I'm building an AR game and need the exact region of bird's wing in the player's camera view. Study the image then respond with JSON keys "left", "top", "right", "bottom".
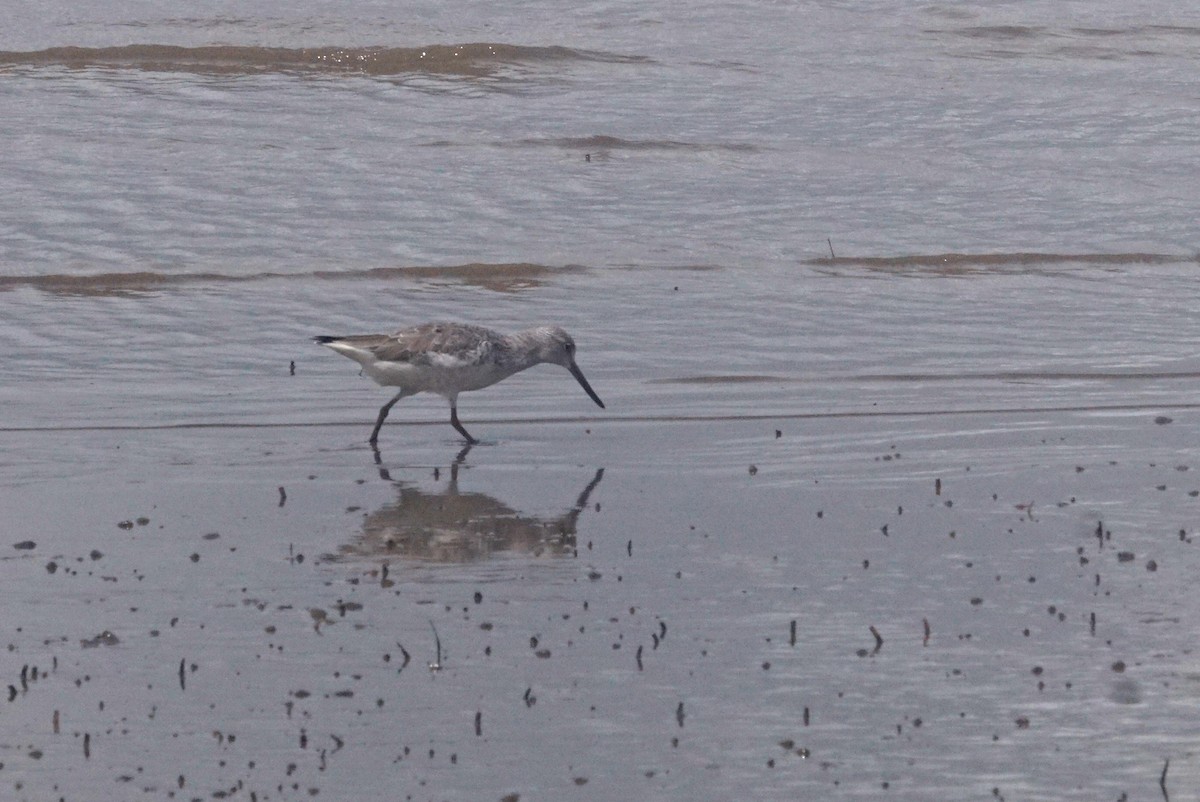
{"left": 369, "top": 323, "right": 499, "bottom": 367}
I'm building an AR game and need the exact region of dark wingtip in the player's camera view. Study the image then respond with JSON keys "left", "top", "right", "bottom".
{"left": 313, "top": 335, "right": 340, "bottom": 344}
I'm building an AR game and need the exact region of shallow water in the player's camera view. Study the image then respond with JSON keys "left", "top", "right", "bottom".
{"left": 3, "top": 0, "right": 1200, "bottom": 799}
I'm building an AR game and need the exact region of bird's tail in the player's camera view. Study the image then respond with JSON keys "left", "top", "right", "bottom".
{"left": 313, "top": 335, "right": 383, "bottom": 371}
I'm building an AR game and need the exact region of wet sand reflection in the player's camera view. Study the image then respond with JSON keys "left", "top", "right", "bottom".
{"left": 333, "top": 448, "right": 604, "bottom": 563}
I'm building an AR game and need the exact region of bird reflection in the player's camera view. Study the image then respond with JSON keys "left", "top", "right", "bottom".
{"left": 336, "top": 447, "right": 605, "bottom": 563}
{"left": 372, "top": 442, "right": 475, "bottom": 482}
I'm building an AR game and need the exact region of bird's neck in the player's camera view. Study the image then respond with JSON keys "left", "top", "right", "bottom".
{"left": 502, "top": 329, "right": 549, "bottom": 370}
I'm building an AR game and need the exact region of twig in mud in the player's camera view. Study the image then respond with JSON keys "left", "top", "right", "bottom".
{"left": 827, "top": 238, "right": 836, "bottom": 259}
{"left": 429, "top": 620, "right": 442, "bottom": 671}
{"left": 397, "top": 642, "right": 411, "bottom": 670}
{"left": 923, "top": 618, "right": 931, "bottom": 646}
{"left": 1160, "top": 757, "right": 1170, "bottom": 801}
{"left": 790, "top": 619, "right": 797, "bottom": 647}
{"left": 278, "top": 487, "right": 287, "bottom": 507}
{"left": 178, "top": 658, "right": 186, "bottom": 691}
{"left": 869, "top": 626, "right": 884, "bottom": 653}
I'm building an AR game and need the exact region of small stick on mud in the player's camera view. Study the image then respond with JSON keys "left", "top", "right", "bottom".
{"left": 676, "top": 701, "right": 685, "bottom": 727}
{"left": 869, "top": 626, "right": 884, "bottom": 653}
{"left": 636, "top": 645, "right": 644, "bottom": 671}
{"left": 429, "top": 621, "right": 442, "bottom": 671}
{"left": 397, "top": 642, "right": 411, "bottom": 670}
{"left": 278, "top": 487, "right": 287, "bottom": 507}
{"left": 178, "top": 659, "right": 186, "bottom": 691}
{"left": 790, "top": 619, "right": 797, "bottom": 647}
{"left": 1160, "top": 757, "right": 1170, "bottom": 801}
{"left": 923, "top": 618, "right": 931, "bottom": 646}
{"left": 827, "top": 238, "right": 836, "bottom": 259}
{"left": 289, "top": 360, "right": 296, "bottom": 376}
{"left": 83, "top": 732, "right": 91, "bottom": 759}
{"left": 53, "top": 709, "right": 60, "bottom": 734}
{"left": 474, "top": 711, "right": 482, "bottom": 737}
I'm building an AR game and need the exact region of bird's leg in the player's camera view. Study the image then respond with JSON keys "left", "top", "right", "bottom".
{"left": 370, "top": 391, "right": 405, "bottom": 445}
{"left": 372, "top": 444, "right": 393, "bottom": 481}
{"left": 449, "top": 404, "right": 479, "bottom": 445}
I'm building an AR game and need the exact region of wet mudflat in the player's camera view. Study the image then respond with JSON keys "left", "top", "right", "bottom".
{"left": 5, "top": 0, "right": 1200, "bottom": 796}
{"left": 2, "top": 409, "right": 1198, "bottom": 801}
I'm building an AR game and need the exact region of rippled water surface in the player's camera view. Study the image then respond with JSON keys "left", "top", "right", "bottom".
{"left": 3, "top": 0, "right": 1200, "bottom": 799}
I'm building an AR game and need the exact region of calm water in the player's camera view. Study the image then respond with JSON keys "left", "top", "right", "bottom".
{"left": 3, "top": 1, "right": 1200, "bottom": 799}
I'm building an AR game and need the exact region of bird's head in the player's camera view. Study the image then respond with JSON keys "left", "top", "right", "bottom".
{"left": 532, "top": 326, "right": 604, "bottom": 409}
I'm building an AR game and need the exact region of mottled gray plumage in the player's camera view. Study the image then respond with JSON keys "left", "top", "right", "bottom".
{"left": 314, "top": 322, "right": 604, "bottom": 445}
{"left": 326, "top": 323, "right": 500, "bottom": 367}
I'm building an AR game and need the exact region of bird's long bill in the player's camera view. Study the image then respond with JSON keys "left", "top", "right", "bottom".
{"left": 568, "top": 362, "right": 605, "bottom": 409}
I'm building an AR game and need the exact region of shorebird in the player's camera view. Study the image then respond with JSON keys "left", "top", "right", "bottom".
{"left": 314, "top": 322, "right": 604, "bottom": 445}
